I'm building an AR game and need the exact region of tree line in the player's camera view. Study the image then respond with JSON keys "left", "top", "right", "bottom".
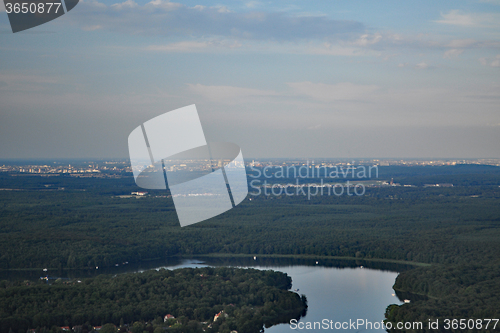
{"left": 0, "top": 267, "right": 307, "bottom": 333}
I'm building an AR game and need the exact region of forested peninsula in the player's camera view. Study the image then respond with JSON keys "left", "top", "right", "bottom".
{"left": 0, "top": 267, "right": 307, "bottom": 333}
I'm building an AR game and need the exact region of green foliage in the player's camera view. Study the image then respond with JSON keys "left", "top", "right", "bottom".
{"left": 1, "top": 166, "right": 500, "bottom": 332}
{"left": 99, "top": 324, "right": 117, "bottom": 333}
{"left": 0, "top": 171, "right": 499, "bottom": 270}
{"left": 0, "top": 268, "right": 306, "bottom": 333}
{"left": 384, "top": 264, "right": 500, "bottom": 332}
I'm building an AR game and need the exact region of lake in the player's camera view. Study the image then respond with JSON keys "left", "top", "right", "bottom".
{"left": 1, "top": 256, "right": 412, "bottom": 332}
{"left": 149, "top": 257, "right": 409, "bottom": 332}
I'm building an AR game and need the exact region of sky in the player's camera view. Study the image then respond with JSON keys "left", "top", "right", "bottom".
{"left": 0, "top": 0, "right": 499, "bottom": 159}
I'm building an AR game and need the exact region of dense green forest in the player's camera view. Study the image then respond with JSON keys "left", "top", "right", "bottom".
{"left": 0, "top": 267, "right": 307, "bottom": 333}
{"left": 1, "top": 164, "right": 500, "bottom": 332}
{"left": 1, "top": 168, "right": 499, "bottom": 270}
{"left": 385, "top": 264, "right": 500, "bottom": 332}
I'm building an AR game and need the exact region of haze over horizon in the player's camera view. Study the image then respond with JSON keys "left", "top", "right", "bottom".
{"left": 1, "top": 0, "right": 499, "bottom": 159}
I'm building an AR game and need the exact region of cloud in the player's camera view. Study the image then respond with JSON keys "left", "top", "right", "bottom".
{"left": 187, "top": 83, "right": 279, "bottom": 102}
{"left": 145, "top": 0, "right": 182, "bottom": 10}
{"left": 298, "top": 33, "right": 387, "bottom": 56}
{"left": 443, "top": 49, "right": 464, "bottom": 59}
{"left": 147, "top": 40, "right": 241, "bottom": 52}
{"left": 479, "top": 55, "right": 500, "bottom": 67}
{"left": 415, "top": 62, "right": 429, "bottom": 69}
{"left": 478, "top": 0, "right": 500, "bottom": 5}
{"left": 307, "top": 31, "right": 494, "bottom": 58}
{"left": 436, "top": 10, "right": 475, "bottom": 26}
{"left": 82, "top": 25, "right": 103, "bottom": 31}
{"left": 303, "top": 42, "right": 377, "bottom": 56}
{"left": 435, "top": 10, "right": 500, "bottom": 27}
{"left": 111, "top": 0, "right": 138, "bottom": 10}
{"left": 352, "top": 33, "right": 382, "bottom": 46}
{"left": 0, "top": 73, "right": 60, "bottom": 84}
{"left": 445, "top": 39, "right": 477, "bottom": 48}
{"left": 0, "top": 73, "right": 61, "bottom": 92}
{"left": 214, "top": 5, "right": 231, "bottom": 13}
{"left": 306, "top": 124, "right": 322, "bottom": 130}
{"left": 80, "top": 0, "right": 106, "bottom": 10}
{"left": 351, "top": 32, "right": 499, "bottom": 55}
{"left": 440, "top": 39, "right": 500, "bottom": 58}
{"left": 188, "top": 81, "right": 381, "bottom": 104}
{"left": 491, "top": 56, "right": 500, "bottom": 67}
{"left": 69, "top": 0, "right": 364, "bottom": 41}
{"left": 245, "top": 1, "right": 261, "bottom": 9}
{"left": 286, "top": 82, "right": 379, "bottom": 102}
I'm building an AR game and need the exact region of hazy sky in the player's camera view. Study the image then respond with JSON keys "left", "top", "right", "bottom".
{"left": 1, "top": 0, "right": 499, "bottom": 159}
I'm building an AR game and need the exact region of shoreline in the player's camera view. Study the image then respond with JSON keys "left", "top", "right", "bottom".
{"left": 0, "top": 254, "right": 430, "bottom": 272}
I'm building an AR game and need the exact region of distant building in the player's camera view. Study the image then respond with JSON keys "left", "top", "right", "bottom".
{"left": 131, "top": 191, "right": 148, "bottom": 196}
{"left": 424, "top": 184, "right": 453, "bottom": 187}
{"left": 164, "top": 314, "right": 175, "bottom": 322}
{"left": 214, "top": 311, "right": 228, "bottom": 322}
{"left": 214, "top": 311, "right": 223, "bottom": 322}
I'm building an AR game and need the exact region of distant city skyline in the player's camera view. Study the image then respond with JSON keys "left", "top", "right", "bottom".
{"left": 1, "top": 0, "right": 499, "bottom": 159}
{"left": 2, "top": 157, "right": 499, "bottom": 167}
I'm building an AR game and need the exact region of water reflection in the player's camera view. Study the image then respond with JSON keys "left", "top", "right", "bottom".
{"left": 0, "top": 256, "right": 414, "bottom": 281}
{"left": 1, "top": 257, "right": 408, "bottom": 332}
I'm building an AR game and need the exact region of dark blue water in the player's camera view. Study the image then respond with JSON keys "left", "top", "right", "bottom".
{"left": 2, "top": 257, "right": 408, "bottom": 332}
{"left": 150, "top": 257, "right": 405, "bottom": 332}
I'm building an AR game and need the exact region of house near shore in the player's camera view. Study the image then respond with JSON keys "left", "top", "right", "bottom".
{"left": 164, "top": 314, "right": 175, "bottom": 322}
{"left": 214, "top": 311, "right": 228, "bottom": 322}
